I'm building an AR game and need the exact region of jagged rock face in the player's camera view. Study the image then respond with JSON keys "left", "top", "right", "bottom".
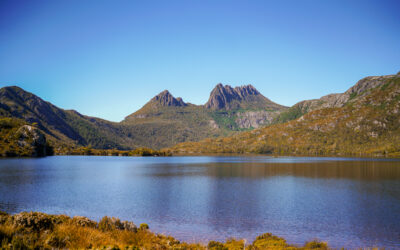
{"left": 205, "top": 84, "right": 237, "bottom": 109}
{"left": 205, "top": 83, "right": 283, "bottom": 110}
{"left": 151, "top": 90, "right": 187, "bottom": 107}
{"left": 235, "top": 111, "right": 279, "bottom": 128}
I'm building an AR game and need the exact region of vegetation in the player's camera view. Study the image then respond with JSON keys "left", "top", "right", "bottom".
{"left": 169, "top": 74, "right": 400, "bottom": 157}
{"left": 54, "top": 145, "right": 171, "bottom": 156}
{"left": 0, "top": 117, "right": 168, "bottom": 157}
{"left": 0, "top": 117, "right": 53, "bottom": 157}
{"left": 122, "top": 105, "right": 236, "bottom": 149}
{"left": 273, "top": 105, "right": 307, "bottom": 124}
{"left": 0, "top": 211, "right": 330, "bottom": 249}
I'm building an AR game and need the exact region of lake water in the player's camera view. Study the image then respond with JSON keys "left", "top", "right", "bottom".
{"left": 0, "top": 156, "right": 399, "bottom": 248}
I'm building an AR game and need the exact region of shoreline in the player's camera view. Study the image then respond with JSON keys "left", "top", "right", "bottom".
{"left": 2, "top": 153, "right": 400, "bottom": 159}
{"left": 1, "top": 210, "right": 331, "bottom": 249}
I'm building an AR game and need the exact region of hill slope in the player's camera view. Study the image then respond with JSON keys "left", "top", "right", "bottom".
{"left": 274, "top": 74, "right": 397, "bottom": 124}
{"left": 0, "top": 86, "right": 136, "bottom": 149}
{"left": 169, "top": 72, "right": 400, "bottom": 157}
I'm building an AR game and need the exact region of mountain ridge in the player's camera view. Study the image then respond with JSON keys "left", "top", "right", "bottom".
{"left": 1, "top": 72, "right": 398, "bottom": 153}
{"left": 1, "top": 83, "right": 286, "bottom": 150}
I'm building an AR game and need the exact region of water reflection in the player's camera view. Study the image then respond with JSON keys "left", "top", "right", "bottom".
{"left": 0, "top": 156, "right": 399, "bottom": 248}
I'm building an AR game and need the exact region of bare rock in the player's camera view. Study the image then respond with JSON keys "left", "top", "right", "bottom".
{"left": 235, "top": 111, "right": 278, "bottom": 128}
{"left": 209, "top": 119, "right": 219, "bottom": 129}
{"left": 16, "top": 125, "right": 48, "bottom": 157}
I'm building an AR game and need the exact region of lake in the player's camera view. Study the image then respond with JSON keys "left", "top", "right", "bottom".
{"left": 0, "top": 156, "right": 399, "bottom": 248}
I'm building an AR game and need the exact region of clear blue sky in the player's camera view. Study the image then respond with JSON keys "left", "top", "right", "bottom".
{"left": 0, "top": 0, "right": 399, "bottom": 122}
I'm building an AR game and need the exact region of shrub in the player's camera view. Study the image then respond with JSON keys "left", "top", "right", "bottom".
{"left": 139, "top": 223, "right": 149, "bottom": 230}
{"left": 207, "top": 240, "right": 227, "bottom": 250}
{"left": 304, "top": 240, "right": 328, "bottom": 249}
{"left": 99, "top": 216, "right": 115, "bottom": 232}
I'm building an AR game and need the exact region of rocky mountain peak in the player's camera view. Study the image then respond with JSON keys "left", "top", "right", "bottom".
{"left": 234, "top": 84, "right": 260, "bottom": 98}
{"left": 151, "top": 90, "right": 187, "bottom": 107}
{"left": 205, "top": 83, "right": 282, "bottom": 110}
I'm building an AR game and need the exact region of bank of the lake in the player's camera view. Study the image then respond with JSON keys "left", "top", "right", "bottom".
{"left": 0, "top": 211, "right": 330, "bottom": 249}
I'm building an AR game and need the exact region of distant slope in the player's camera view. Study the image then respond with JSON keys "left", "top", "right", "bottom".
{"left": 169, "top": 72, "right": 400, "bottom": 157}
{"left": 274, "top": 74, "right": 397, "bottom": 124}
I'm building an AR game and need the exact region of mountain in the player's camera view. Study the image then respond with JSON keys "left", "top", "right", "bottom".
{"left": 169, "top": 72, "right": 400, "bottom": 157}
{"left": 3, "top": 71, "right": 396, "bottom": 155}
{"left": 121, "top": 84, "right": 287, "bottom": 148}
{"left": 124, "top": 90, "right": 187, "bottom": 120}
{"left": 203, "top": 84, "right": 287, "bottom": 129}
{"left": 145, "top": 90, "right": 187, "bottom": 108}
{"left": 0, "top": 83, "right": 285, "bottom": 150}
{"left": 205, "top": 84, "right": 283, "bottom": 110}
{"left": 121, "top": 91, "right": 222, "bottom": 149}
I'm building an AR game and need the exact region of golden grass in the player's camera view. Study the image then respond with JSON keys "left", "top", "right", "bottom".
{"left": 1, "top": 211, "right": 331, "bottom": 249}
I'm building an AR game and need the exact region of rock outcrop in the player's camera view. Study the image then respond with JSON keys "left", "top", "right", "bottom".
{"left": 235, "top": 110, "right": 280, "bottom": 129}
{"left": 16, "top": 125, "right": 48, "bottom": 157}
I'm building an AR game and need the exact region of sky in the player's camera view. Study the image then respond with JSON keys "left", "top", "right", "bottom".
{"left": 0, "top": 0, "right": 399, "bottom": 122}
